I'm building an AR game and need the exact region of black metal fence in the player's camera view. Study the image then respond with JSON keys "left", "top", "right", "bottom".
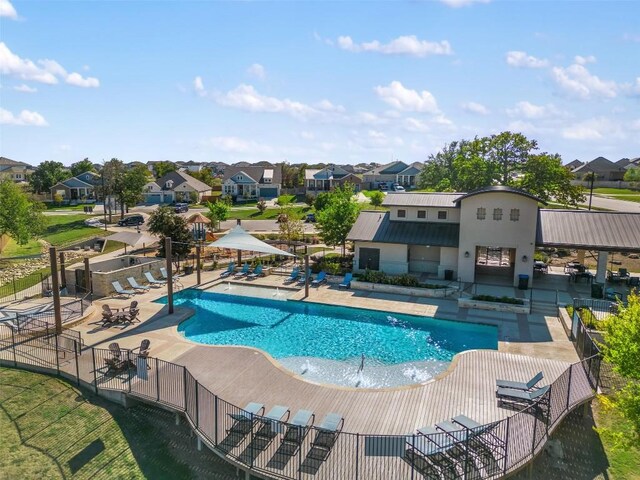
{"left": 0, "top": 324, "right": 599, "bottom": 480}
{"left": 0, "top": 271, "right": 53, "bottom": 304}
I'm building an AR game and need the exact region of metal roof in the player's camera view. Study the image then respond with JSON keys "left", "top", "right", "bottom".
{"left": 382, "top": 192, "right": 463, "bottom": 207}
{"left": 536, "top": 210, "right": 640, "bottom": 252}
{"left": 455, "top": 185, "right": 545, "bottom": 205}
{"left": 347, "top": 211, "right": 459, "bottom": 247}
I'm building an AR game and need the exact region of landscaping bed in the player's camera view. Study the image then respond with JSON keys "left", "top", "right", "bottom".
{"left": 459, "top": 295, "right": 530, "bottom": 314}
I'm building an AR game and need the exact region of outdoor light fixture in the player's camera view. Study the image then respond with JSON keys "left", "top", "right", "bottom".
{"left": 522, "top": 255, "right": 528, "bottom": 262}
{"left": 464, "top": 251, "right": 470, "bottom": 258}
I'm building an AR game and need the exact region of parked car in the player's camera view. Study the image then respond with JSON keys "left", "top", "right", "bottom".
{"left": 305, "top": 213, "right": 316, "bottom": 223}
{"left": 117, "top": 214, "right": 144, "bottom": 227}
{"left": 174, "top": 203, "right": 189, "bottom": 213}
{"left": 378, "top": 182, "right": 389, "bottom": 191}
{"left": 84, "top": 218, "right": 105, "bottom": 228}
{"left": 391, "top": 184, "right": 406, "bottom": 192}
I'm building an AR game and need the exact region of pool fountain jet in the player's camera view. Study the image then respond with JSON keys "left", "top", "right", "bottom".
{"left": 301, "top": 359, "right": 312, "bottom": 374}
{"left": 227, "top": 282, "right": 231, "bottom": 291}
{"left": 274, "top": 287, "right": 280, "bottom": 297}
{"left": 355, "top": 353, "right": 365, "bottom": 387}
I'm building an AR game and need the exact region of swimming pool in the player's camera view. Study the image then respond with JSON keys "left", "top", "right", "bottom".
{"left": 161, "top": 289, "right": 498, "bottom": 388}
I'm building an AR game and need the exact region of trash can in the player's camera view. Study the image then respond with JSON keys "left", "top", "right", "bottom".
{"left": 591, "top": 283, "right": 603, "bottom": 299}
{"left": 444, "top": 269, "right": 454, "bottom": 281}
{"left": 183, "top": 265, "right": 194, "bottom": 275}
{"left": 518, "top": 274, "right": 529, "bottom": 290}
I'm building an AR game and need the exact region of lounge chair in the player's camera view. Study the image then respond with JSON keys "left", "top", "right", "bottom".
{"left": 255, "top": 405, "right": 290, "bottom": 440}
{"left": 436, "top": 420, "right": 501, "bottom": 476}
{"left": 452, "top": 415, "right": 505, "bottom": 448}
{"left": 308, "top": 413, "right": 344, "bottom": 459}
{"left": 144, "top": 271, "right": 166, "bottom": 286}
{"left": 247, "top": 264, "right": 263, "bottom": 279}
{"left": 282, "top": 409, "right": 315, "bottom": 448}
{"left": 160, "top": 267, "right": 184, "bottom": 289}
{"left": 338, "top": 273, "right": 353, "bottom": 289}
{"left": 496, "top": 385, "right": 550, "bottom": 409}
{"left": 227, "top": 402, "right": 265, "bottom": 435}
{"left": 234, "top": 263, "right": 250, "bottom": 279}
{"left": 283, "top": 267, "right": 300, "bottom": 284}
{"left": 311, "top": 271, "right": 327, "bottom": 287}
{"left": 220, "top": 262, "right": 235, "bottom": 278}
{"left": 112, "top": 281, "right": 135, "bottom": 298}
{"left": 496, "top": 371, "right": 543, "bottom": 391}
{"left": 127, "top": 277, "right": 150, "bottom": 292}
{"left": 296, "top": 269, "right": 312, "bottom": 285}
{"left": 407, "top": 428, "right": 461, "bottom": 478}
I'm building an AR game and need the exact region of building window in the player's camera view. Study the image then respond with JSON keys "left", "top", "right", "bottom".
{"left": 417, "top": 210, "right": 426, "bottom": 219}
{"left": 510, "top": 208, "right": 520, "bottom": 221}
{"left": 493, "top": 208, "right": 503, "bottom": 221}
{"left": 477, "top": 207, "right": 486, "bottom": 220}
{"left": 398, "top": 209, "right": 406, "bottom": 218}
{"left": 438, "top": 211, "right": 447, "bottom": 220}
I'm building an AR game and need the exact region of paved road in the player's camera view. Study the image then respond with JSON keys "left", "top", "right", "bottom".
{"left": 583, "top": 195, "right": 640, "bottom": 212}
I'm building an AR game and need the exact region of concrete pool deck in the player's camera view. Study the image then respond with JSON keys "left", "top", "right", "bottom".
{"left": 65, "top": 264, "right": 587, "bottom": 436}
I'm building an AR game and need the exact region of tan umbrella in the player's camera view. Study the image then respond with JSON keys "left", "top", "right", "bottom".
{"left": 105, "top": 231, "right": 157, "bottom": 253}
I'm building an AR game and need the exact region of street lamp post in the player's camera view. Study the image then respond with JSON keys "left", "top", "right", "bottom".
{"left": 588, "top": 171, "right": 595, "bottom": 211}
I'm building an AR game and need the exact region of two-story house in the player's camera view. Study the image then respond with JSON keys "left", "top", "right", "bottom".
{"left": 222, "top": 165, "right": 282, "bottom": 200}
{"left": 363, "top": 160, "right": 423, "bottom": 189}
{"left": 0, "top": 157, "right": 35, "bottom": 183}
{"left": 304, "top": 165, "right": 363, "bottom": 194}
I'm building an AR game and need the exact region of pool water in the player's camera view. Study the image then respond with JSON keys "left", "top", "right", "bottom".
{"left": 161, "top": 289, "right": 498, "bottom": 388}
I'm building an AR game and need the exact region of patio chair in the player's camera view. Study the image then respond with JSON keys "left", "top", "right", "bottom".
{"left": 127, "top": 276, "right": 150, "bottom": 292}
{"left": 112, "top": 281, "right": 135, "bottom": 298}
{"left": 160, "top": 267, "right": 184, "bottom": 289}
{"left": 308, "top": 413, "right": 344, "bottom": 459}
{"left": 220, "top": 262, "right": 235, "bottom": 278}
{"left": 407, "top": 428, "right": 461, "bottom": 478}
{"left": 234, "top": 263, "right": 250, "bottom": 279}
{"left": 121, "top": 301, "right": 140, "bottom": 323}
{"left": 435, "top": 420, "right": 501, "bottom": 477}
{"left": 338, "top": 272, "right": 353, "bottom": 289}
{"left": 452, "top": 415, "right": 505, "bottom": 448}
{"left": 496, "top": 371, "right": 543, "bottom": 391}
{"left": 227, "top": 402, "right": 265, "bottom": 435}
{"left": 282, "top": 409, "right": 315, "bottom": 448}
{"left": 109, "top": 342, "right": 122, "bottom": 359}
{"left": 134, "top": 338, "right": 151, "bottom": 357}
{"left": 605, "top": 287, "right": 623, "bottom": 301}
{"left": 311, "top": 271, "right": 327, "bottom": 287}
{"left": 255, "top": 405, "right": 290, "bottom": 440}
{"left": 101, "top": 305, "right": 118, "bottom": 326}
{"left": 247, "top": 264, "right": 263, "bottom": 280}
{"left": 296, "top": 269, "right": 313, "bottom": 285}
{"left": 283, "top": 267, "right": 300, "bottom": 284}
{"left": 496, "top": 385, "right": 550, "bottom": 409}
{"left": 144, "top": 271, "right": 166, "bottom": 286}
{"left": 619, "top": 268, "right": 629, "bottom": 278}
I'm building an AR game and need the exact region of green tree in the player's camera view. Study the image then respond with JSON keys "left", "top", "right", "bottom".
{"left": 624, "top": 167, "right": 640, "bottom": 182}
{"left": 316, "top": 184, "right": 359, "bottom": 256}
{"left": 314, "top": 192, "right": 331, "bottom": 212}
{"left": 147, "top": 206, "right": 192, "bottom": 268}
{"left": 488, "top": 131, "right": 537, "bottom": 185}
{"left": 121, "top": 164, "right": 152, "bottom": 210}
{"left": 519, "top": 153, "right": 585, "bottom": 206}
{"left": 70, "top": 158, "right": 96, "bottom": 177}
{"left": 100, "top": 158, "right": 126, "bottom": 220}
{"left": 154, "top": 161, "right": 177, "bottom": 178}
{"left": 190, "top": 167, "right": 220, "bottom": 188}
{"left": 0, "top": 179, "right": 46, "bottom": 252}
{"left": 601, "top": 291, "right": 640, "bottom": 440}
{"left": 204, "top": 200, "right": 230, "bottom": 231}
{"left": 304, "top": 193, "right": 315, "bottom": 207}
{"left": 278, "top": 209, "right": 304, "bottom": 244}
{"left": 369, "top": 190, "right": 385, "bottom": 209}
{"left": 257, "top": 200, "right": 267, "bottom": 214}
{"left": 29, "top": 161, "right": 68, "bottom": 193}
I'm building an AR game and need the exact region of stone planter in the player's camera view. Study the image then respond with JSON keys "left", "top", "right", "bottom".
{"left": 458, "top": 296, "right": 530, "bottom": 314}
{"left": 351, "top": 280, "right": 456, "bottom": 298}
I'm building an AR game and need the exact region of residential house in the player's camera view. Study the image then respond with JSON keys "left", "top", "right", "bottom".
{"left": 565, "top": 159, "right": 584, "bottom": 170}
{"left": 363, "top": 161, "right": 423, "bottom": 189}
{"left": 348, "top": 185, "right": 640, "bottom": 287}
{"left": 0, "top": 157, "right": 35, "bottom": 183}
{"left": 143, "top": 171, "right": 212, "bottom": 204}
{"left": 305, "top": 165, "right": 363, "bottom": 194}
{"left": 222, "top": 165, "right": 282, "bottom": 200}
{"left": 572, "top": 157, "right": 626, "bottom": 181}
{"left": 177, "top": 160, "right": 205, "bottom": 173}
{"left": 50, "top": 171, "right": 101, "bottom": 201}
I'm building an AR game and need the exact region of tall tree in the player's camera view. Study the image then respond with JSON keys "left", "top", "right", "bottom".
{"left": 488, "top": 131, "right": 537, "bottom": 185}
{"left": 100, "top": 158, "right": 126, "bottom": 220}
{"left": 519, "top": 153, "right": 585, "bottom": 205}
{"left": 122, "top": 165, "right": 152, "bottom": 210}
{"left": 369, "top": 190, "right": 384, "bottom": 209}
{"left": 0, "top": 179, "right": 46, "bottom": 252}
{"left": 147, "top": 206, "right": 192, "bottom": 269}
{"left": 204, "top": 200, "right": 230, "bottom": 231}
{"left": 190, "top": 167, "right": 220, "bottom": 188}
{"left": 70, "top": 158, "right": 96, "bottom": 177}
{"left": 154, "top": 161, "right": 176, "bottom": 178}
{"left": 29, "top": 161, "right": 68, "bottom": 193}
{"left": 316, "top": 184, "right": 359, "bottom": 256}
{"left": 278, "top": 209, "right": 304, "bottom": 244}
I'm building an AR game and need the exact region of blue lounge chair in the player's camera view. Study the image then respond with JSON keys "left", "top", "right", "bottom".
{"left": 338, "top": 273, "right": 353, "bottom": 289}
{"left": 311, "top": 271, "right": 327, "bottom": 287}
{"left": 234, "top": 263, "right": 250, "bottom": 279}
{"left": 282, "top": 409, "right": 315, "bottom": 448}
{"left": 220, "top": 262, "right": 235, "bottom": 278}
{"left": 496, "top": 385, "right": 550, "bottom": 410}
{"left": 284, "top": 266, "right": 300, "bottom": 284}
{"left": 247, "top": 264, "right": 263, "bottom": 279}
{"left": 496, "top": 371, "right": 543, "bottom": 391}
{"left": 296, "top": 268, "right": 312, "bottom": 285}
{"left": 112, "top": 281, "right": 135, "bottom": 298}
{"left": 127, "top": 277, "right": 150, "bottom": 292}
{"left": 308, "top": 413, "right": 344, "bottom": 459}
{"left": 227, "top": 402, "right": 264, "bottom": 435}
{"left": 255, "top": 405, "right": 290, "bottom": 440}
{"left": 144, "top": 271, "right": 166, "bottom": 286}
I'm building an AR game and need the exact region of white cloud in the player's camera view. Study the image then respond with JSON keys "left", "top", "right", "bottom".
{"left": 247, "top": 63, "right": 266, "bottom": 80}
{"left": 353, "top": 111, "right": 386, "bottom": 125}
{"left": 623, "top": 33, "right": 640, "bottom": 43}
{"left": 461, "top": 101, "right": 490, "bottom": 115}
{"left": 404, "top": 117, "right": 430, "bottom": 132}
{"left": 14, "top": 84, "right": 37, "bottom": 93}
{"left": 0, "top": 107, "right": 48, "bottom": 126}
{"left": 551, "top": 63, "right": 618, "bottom": 99}
{"left": 207, "top": 136, "right": 274, "bottom": 154}
{"left": 624, "top": 77, "right": 640, "bottom": 97}
{"left": 315, "top": 99, "right": 345, "bottom": 113}
{"left": 0, "top": 43, "right": 100, "bottom": 87}
{"left": 505, "top": 51, "right": 549, "bottom": 69}
{"left": 562, "top": 117, "right": 623, "bottom": 141}
{"left": 300, "top": 131, "right": 315, "bottom": 140}
{"left": 0, "top": 0, "right": 17, "bottom": 19}
{"left": 506, "top": 101, "right": 563, "bottom": 119}
{"left": 336, "top": 35, "right": 453, "bottom": 57}
{"left": 574, "top": 55, "right": 596, "bottom": 65}
{"left": 214, "top": 84, "right": 318, "bottom": 120}
{"left": 350, "top": 130, "right": 405, "bottom": 150}
{"left": 439, "top": 0, "right": 490, "bottom": 7}
{"left": 506, "top": 120, "right": 541, "bottom": 135}
{"left": 193, "top": 76, "right": 206, "bottom": 96}
{"left": 374, "top": 81, "right": 439, "bottom": 113}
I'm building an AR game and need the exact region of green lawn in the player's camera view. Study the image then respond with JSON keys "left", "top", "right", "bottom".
{"left": 228, "top": 206, "right": 310, "bottom": 220}
{"left": 607, "top": 194, "right": 640, "bottom": 203}
{"left": 0, "top": 368, "right": 236, "bottom": 479}
{"left": 593, "top": 188, "right": 640, "bottom": 195}
{"left": 44, "top": 203, "right": 93, "bottom": 211}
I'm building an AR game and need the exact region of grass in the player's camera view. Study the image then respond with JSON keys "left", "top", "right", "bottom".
{"left": 608, "top": 195, "right": 640, "bottom": 203}
{"left": 228, "top": 206, "right": 310, "bottom": 220}
{"left": 43, "top": 203, "right": 93, "bottom": 211}
{"left": 593, "top": 188, "right": 640, "bottom": 195}
{"left": 0, "top": 367, "right": 236, "bottom": 479}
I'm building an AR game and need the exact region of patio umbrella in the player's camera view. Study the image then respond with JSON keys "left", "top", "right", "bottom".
{"left": 105, "top": 231, "right": 158, "bottom": 253}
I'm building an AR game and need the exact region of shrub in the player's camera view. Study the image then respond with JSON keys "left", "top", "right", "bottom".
{"left": 472, "top": 295, "right": 525, "bottom": 305}
{"left": 356, "top": 269, "right": 447, "bottom": 289}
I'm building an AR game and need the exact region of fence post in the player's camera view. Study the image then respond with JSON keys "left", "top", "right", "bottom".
{"left": 214, "top": 395, "right": 219, "bottom": 445}
{"left": 355, "top": 433, "right": 360, "bottom": 480}
{"left": 11, "top": 328, "right": 18, "bottom": 367}
{"left": 54, "top": 334, "right": 60, "bottom": 374}
{"left": 531, "top": 411, "right": 538, "bottom": 456}
{"left": 12, "top": 275, "right": 17, "bottom": 301}
{"left": 410, "top": 434, "right": 416, "bottom": 480}
{"left": 156, "top": 359, "right": 161, "bottom": 402}
{"left": 503, "top": 416, "right": 510, "bottom": 476}
{"left": 194, "top": 381, "right": 199, "bottom": 429}
{"left": 74, "top": 340, "right": 80, "bottom": 386}
{"left": 128, "top": 350, "right": 132, "bottom": 393}
{"left": 92, "top": 347, "right": 98, "bottom": 394}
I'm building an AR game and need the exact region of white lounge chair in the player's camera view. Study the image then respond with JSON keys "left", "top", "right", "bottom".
{"left": 127, "top": 277, "right": 150, "bottom": 292}
{"left": 144, "top": 271, "right": 166, "bottom": 286}
{"left": 112, "top": 281, "right": 135, "bottom": 298}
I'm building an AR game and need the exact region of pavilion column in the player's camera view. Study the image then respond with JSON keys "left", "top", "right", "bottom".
{"left": 595, "top": 251, "right": 608, "bottom": 284}
{"left": 576, "top": 250, "right": 585, "bottom": 264}
{"left": 166, "top": 237, "right": 174, "bottom": 314}
{"left": 49, "top": 247, "right": 63, "bottom": 335}
{"left": 59, "top": 252, "right": 66, "bottom": 290}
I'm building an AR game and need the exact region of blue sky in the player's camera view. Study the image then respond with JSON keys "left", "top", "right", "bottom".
{"left": 1, "top": 0, "right": 639, "bottom": 167}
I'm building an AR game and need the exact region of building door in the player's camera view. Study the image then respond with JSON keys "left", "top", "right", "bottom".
{"left": 359, "top": 247, "right": 380, "bottom": 271}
